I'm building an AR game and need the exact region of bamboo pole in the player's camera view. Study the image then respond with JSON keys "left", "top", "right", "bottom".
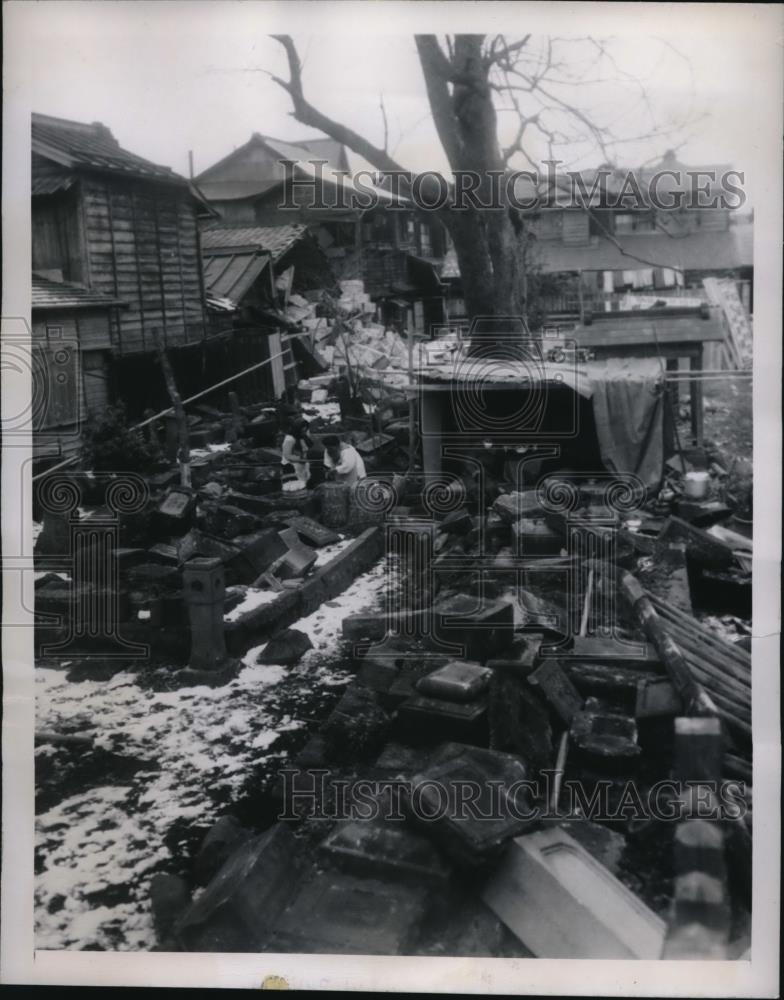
{"left": 32, "top": 349, "right": 287, "bottom": 482}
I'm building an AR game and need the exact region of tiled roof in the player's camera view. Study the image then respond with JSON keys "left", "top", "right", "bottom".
{"left": 535, "top": 225, "right": 753, "bottom": 274}
{"left": 196, "top": 133, "right": 407, "bottom": 207}
{"left": 32, "top": 273, "right": 125, "bottom": 310}
{"left": 201, "top": 224, "right": 308, "bottom": 261}
{"left": 202, "top": 250, "right": 270, "bottom": 304}
{"left": 32, "top": 113, "right": 186, "bottom": 184}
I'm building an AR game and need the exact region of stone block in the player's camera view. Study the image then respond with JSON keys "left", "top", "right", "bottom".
{"left": 415, "top": 660, "right": 492, "bottom": 703}
{"left": 396, "top": 692, "right": 488, "bottom": 747}
{"left": 570, "top": 703, "right": 641, "bottom": 769}
{"left": 481, "top": 828, "right": 666, "bottom": 958}
{"left": 157, "top": 487, "right": 196, "bottom": 524}
{"left": 272, "top": 527, "right": 318, "bottom": 581}
{"left": 341, "top": 612, "right": 389, "bottom": 646}
{"left": 564, "top": 661, "right": 661, "bottom": 714}
{"left": 318, "top": 819, "right": 451, "bottom": 886}
{"left": 174, "top": 823, "right": 304, "bottom": 951}
{"left": 256, "top": 628, "right": 314, "bottom": 666}
{"left": 183, "top": 557, "right": 234, "bottom": 672}
{"left": 283, "top": 515, "right": 340, "bottom": 548}
{"left": 527, "top": 659, "right": 584, "bottom": 725}
{"left": 405, "top": 745, "right": 534, "bottom": 867}
{"left": 430, "top": 593, "right": 514, "bottom": 662}
{"left": 322, "top": 684, "right": 391, "bottom": 762}
{"left": 268, "top": 872, "right": 429, "bottom": 955}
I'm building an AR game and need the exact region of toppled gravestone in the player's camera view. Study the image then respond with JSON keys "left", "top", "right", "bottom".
{"left": 256, "top": 628, "right": 313, "bottom": 666}
{"left": 198, "top": 502, "right": 259, "bottom": 540}
{"left": 569, "top": 697, "right": 642, "bottom": 770}
{"left": 321, "top": 684, "right": 391, "bottom": 762}
{"left": 268, "top": 871, "right": 430, "bottom": 955}
{"left": 430, "top": 593, "right": 514, "bottom": 661}
{"left": 481, "top": 827, "right": 666, "bottom": 959}
{"left": 174, "top": 822, "right": 305, "bottom": 952}
{"left": 488, "top": 663, "right": 554, "bottom": 778}
{"left": 318, "top": 819, "right": 451, "bottom": 887}
{"left": 415, "top": 660, "right": 492, "bottom": 702}
{"left": 404, "top": 743, "right": 535, "bottom": 868}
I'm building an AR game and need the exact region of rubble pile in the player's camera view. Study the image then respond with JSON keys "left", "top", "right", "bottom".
{"left": 136, "top": 471, "right": 752, "bottom": 958}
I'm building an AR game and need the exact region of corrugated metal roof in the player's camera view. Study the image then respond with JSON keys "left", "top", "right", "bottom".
{"left": 201, "top": 224, "right": 308, "bottom": 261}
{"left": 32, "top": 273, "right": 125, "bottom": 310}
{"left": 202, "top": 251, "right": 270, "bottom": 303}
{"left": 32, "top": 113, "right": 186, "bottom": 184}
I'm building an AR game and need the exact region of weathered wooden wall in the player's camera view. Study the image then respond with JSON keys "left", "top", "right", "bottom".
{"left": 80, "top": 176, "right": 207, "bottom": 354}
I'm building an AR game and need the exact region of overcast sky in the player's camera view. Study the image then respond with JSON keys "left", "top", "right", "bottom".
{"left": 8, "top": 1, "right": 781, "bottom": 196}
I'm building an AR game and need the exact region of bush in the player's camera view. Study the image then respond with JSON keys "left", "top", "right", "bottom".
{"left": 81, "top": 402, "right": 162, "bottom": 473}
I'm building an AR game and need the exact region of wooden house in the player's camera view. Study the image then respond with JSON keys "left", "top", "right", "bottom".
{"left": 194, "top": 133, "right": 448, "bottom": 335}
{"left": 522, "top": 154, "right": 754, "bottom": 319}
{"left": 31, "top": 112, "right": 216, "bottom": 453}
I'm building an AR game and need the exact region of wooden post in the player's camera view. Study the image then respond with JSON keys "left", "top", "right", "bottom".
{"left": 153, "top": 328, "right": 191, "bottom": 488}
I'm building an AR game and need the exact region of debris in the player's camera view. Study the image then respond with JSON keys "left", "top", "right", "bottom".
{"left": 527, "top": 660, "right": 584, "bottom": 725}
{"left": 150, "top": 874, "right": 191, "bottom": 947}
{"left": 175, "top": 823, "right": 305, "bottom": 952}
{"left": 569, "top": 700, "right": 642, "bottom": 769}
{"left": 481, "top": 828, "right": 666, "bottom": 958}
{"left": 396, "top": 690, "right": 489, "bottom": 746}
{"left": 415, "top": 660, "right": 493, "bottom": 703}
{"left": 318, "top": 819, "right": 451, "bottom": 886}
{"left": 256, "top": 628, "right": 314, "bottom": 666}
{"left": 268, "top": 872, "right": 429, "bottom": 955}
{"left": 405, "top": 744, "right": 534, "bottom": 867}
{"left": 194, "top": 815, "right": 253, "bottom": 887}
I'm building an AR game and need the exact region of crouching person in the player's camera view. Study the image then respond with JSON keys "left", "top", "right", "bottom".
{"left": 322, "top": 434, "right": 367, "bottom": 486}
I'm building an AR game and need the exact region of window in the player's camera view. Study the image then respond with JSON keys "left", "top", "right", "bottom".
{"left": 418, "top": 223, "right": 432, "bottom": 257}
{"left": 614, "top": 212, "right": 656, "bottom": 234}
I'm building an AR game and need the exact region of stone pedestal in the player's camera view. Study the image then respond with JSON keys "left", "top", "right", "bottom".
{"left": 183, "top": 557, "right": 233, "bottom": 671}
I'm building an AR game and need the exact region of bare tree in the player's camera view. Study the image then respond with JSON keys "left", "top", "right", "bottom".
{"left": 269, "top": 34, "right": 698, "bottom": 353}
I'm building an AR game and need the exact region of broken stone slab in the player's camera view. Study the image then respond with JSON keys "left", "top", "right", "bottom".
{"left": 123, "top": 562, "right": 182, "bottom": 592}
{"left": 481, "top": 827, "right": 666, "bottom": 958}
{"left": 565, "top": 658, "right": 660, "bottom": 711}
{"left": 283, "top": 515, "right": 340, "bottom": 548}
{"left": 429, "top": 593, "right": 515, "bottom": 662}
{"left": 256, "top": 628, "right": 313, "bottom": 666}
{"left": 488, "top": 663, "right": 554, "bottom": 776}
{"left": 268, "top": 871, "right": 429, "bottom": 955}
{"left": 174, "top": 822, "right": 305, "bottom": 952}
{"left": 194, "top": 815, "right": 253, "bottom": 886}
{"left": 396, "top": 691, "right": 489, "bottom": 747}
{"left": 318, "top": 819, "right": 451, "bottom": 887}
{"left": 341, "top": 612, "right": 389, "bottom": 646}
{"left": 271, "top": 527, "right": 318, "bottom": 581}
{"left": 183, "top": 527, "right": 288, "bottom": 586}
{"left": 527, "top": 660, "right": 584, "bottom": 726}
{"left": 415, "top": 660, "right": 492, "bottom": 703}
{"left": 404, "top": 744, "right": 534, "bottom": 868}
{"left": 569, "top": 700, "right": 642, "bottom": 769}
{"left": 156, "top": 487, "right": 197, "bottom": 526}
{"left": 321, "top": 684, "right": 391, "bottom": 763}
